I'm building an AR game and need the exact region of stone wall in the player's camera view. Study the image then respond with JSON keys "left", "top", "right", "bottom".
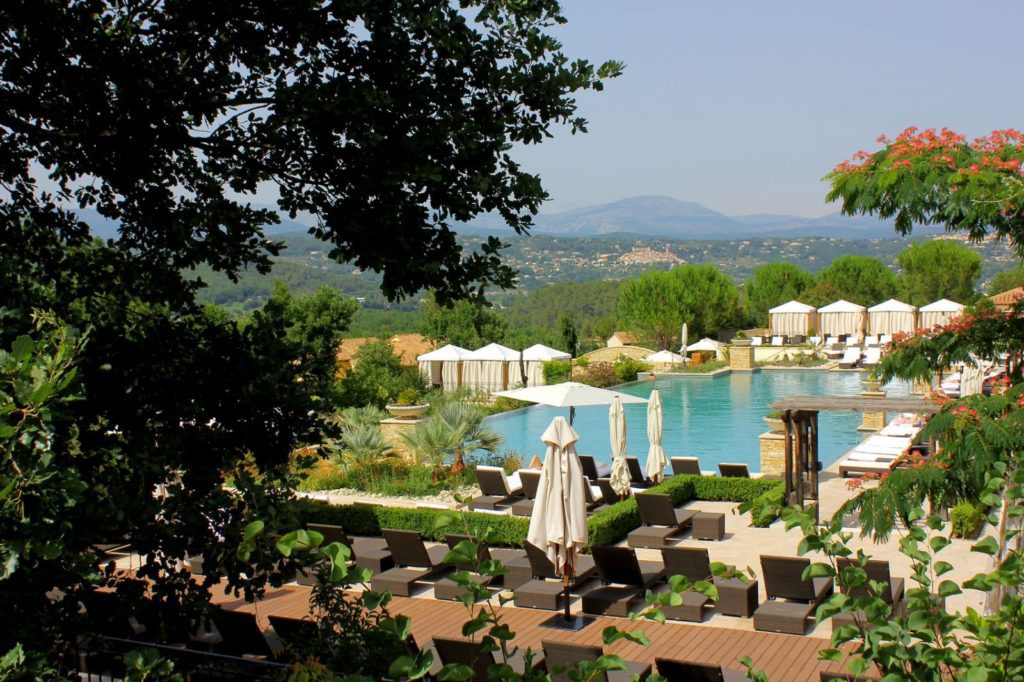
{"left": 580, "top": 345, "right": 655, "bottom": 364}
{"left": 379, "top": 417, "right": 423, "bottom": 460}
{"left": 730, "top": 344, "right": 755, "bottom": 371}
{"left": 759, "top": 430, "right": 786, "bottom": 476}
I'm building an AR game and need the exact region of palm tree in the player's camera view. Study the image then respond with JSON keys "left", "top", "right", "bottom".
{"left": 333, "top": 422, "right": 391, "bottom": 473}
{"left": 402, "top": 402, "right": 502, "bottom": 478}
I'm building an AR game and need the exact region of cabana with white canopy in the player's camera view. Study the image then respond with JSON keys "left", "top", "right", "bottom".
{"left": 919, "top": 298, "right": 965, "bottom": 329}
{"left": 521, "top": 343, "right": 571, "bottom": 387}
{"left": 417, "top": 344, "right": 472, "bottom": 392}
{"left": 817, "top": 300, "right": 867, "bottom": 341}
{"left": 868, "top": 299, "right": 917, "bottom": 336}
{"left": 644, "top": 349, "right": 686, "bottom": 366}
{"left": 768, "top": 300, "right": 818, "bottom": 337}
{"left": 462, "top": 342, "right": 521, "bottom": 394}
{"left": 685, "top": 337, "right": 723, "bottom": 360}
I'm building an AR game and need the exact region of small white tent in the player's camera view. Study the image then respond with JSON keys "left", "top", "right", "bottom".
{"left": 644, "top": 349, "right": 686, "bottom": 368}
{"left": 521, "top": 344, "right": 571, "bottom": 387}
{"left": 463, "top": 343, "right": 521, "bottom": 394}
{"left": 817, "top": 300, "right": 867, "bottom": 340}
{"left": 919, "top": 298, "right": 965, "bottom": 330}
{"left": 768, "top": 300, "right": 818, "bottom": 337}
{"left": 868, "top": 299, "right": 917, "bottom": 336}
{"left": 417, "top": 344, "right": 472, "bottom": 392}
{"left": 686, "top": 337, "right": 723, "bottom": 361}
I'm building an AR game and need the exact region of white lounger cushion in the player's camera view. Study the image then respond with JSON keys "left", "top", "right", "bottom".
{"left": 847, "top": 451, "right": 899, "bottom": 462}
{"left": 476, "top": 465, "right": 522, "bottom": 495}
{"left": 771, "top": 336, "right": 784, "bottom": 346}
{"left": 841, "top": 348, "right": 862, "bottom": 363}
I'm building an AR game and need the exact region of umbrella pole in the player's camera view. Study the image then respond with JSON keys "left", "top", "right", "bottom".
{"left": 563, "top": 569, "right": 572, "bottom": 623}
{"left": 569, "top": 406, "right": 575, "bottom": 425}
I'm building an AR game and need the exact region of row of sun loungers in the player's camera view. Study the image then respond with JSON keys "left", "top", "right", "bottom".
{"left": 836, "top": 415, "right": 926, "bottom": 477}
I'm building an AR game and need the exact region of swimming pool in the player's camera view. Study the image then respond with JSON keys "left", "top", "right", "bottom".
{"left": 484, "top": 371, "right": 912, "bottom": 473}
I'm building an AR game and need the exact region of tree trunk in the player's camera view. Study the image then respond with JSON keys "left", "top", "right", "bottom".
{"left": 450, "top": 448, "right": 466, "bottom": 476}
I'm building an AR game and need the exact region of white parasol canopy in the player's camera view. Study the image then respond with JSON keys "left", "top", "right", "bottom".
{"left": 686, "top": 337, "right": 722, "bottom": 353}
{"left": 645, "top": 389, "right": 667, "bottom": 482}
{"left": 645, "top": 349, "right": 686, "bottom": 364}
{"left": 493, "top": 382, "right": 648, "bottom": 408}
{"left": 608, "top": 396, "right": 631, "bottom": 497}
{"left": 526, "top": 417, "right": 589, "bottom": 576}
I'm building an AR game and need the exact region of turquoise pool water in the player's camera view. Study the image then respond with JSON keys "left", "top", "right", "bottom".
{"left": 484, "top": 371, "right": 911, "bottom": 474}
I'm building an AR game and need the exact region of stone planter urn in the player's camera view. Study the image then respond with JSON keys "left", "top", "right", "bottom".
{"left": 763, "top": 416, "right": 785, "bottom": 432}
{"left": 384, "top": 403, "right": 430, "bottom": 419}
{"left": 861, "top": 379, "right": 883, "bottom": 393}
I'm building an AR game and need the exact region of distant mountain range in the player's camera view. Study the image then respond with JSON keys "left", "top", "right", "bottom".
{"left": 80, "top": 195, "right": 942, "bottom": 242}
{"left": 460, "top": 195, "right": 943, "bottom": 240}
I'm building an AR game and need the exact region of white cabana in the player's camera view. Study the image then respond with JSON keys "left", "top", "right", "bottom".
{"left": 686, "top": 337, "right": 723, "bottom": 360}
{"left": 416, "top": 344, "right": 472, "bottom": 392}
{"left": 868, "top": 299, "right": 917, "bottom": 336}
{"left": 919, "top": 298, "right": 965, "bottom": 329}
{"left": 644, "top": 349, "right": 686, "bottom": 365}
{"left": 462, "top": 342, "right": 520, "bottom": 394}
{"left": 521, "top": 343, "right": 571, "bottom": 387}
{"left": 817, "top": 300, "right": 867, "bottom": 340}
{"left": 768, "top": 300, "right": 818, "bottom": 337}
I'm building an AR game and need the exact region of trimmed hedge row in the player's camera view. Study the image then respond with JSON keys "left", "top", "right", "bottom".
{"left": 294, "top": 475, "right": 786, "bottom": 549}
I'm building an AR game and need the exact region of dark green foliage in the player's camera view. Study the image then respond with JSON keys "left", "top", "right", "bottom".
{"left": 541, "top": 360, "right": 572, "bottom": 384}
{"left": 503, "top": 281, "right": 620, "bottom": 348}
{"left": 987, "top": 263, "right": 1024, "bottom": 295}
{"left": 612, "top": 356, "right": 650, "bottom": 383}
{"left": 897, "top": 240, "right": 982, "bottom": 306}
{"left": 950, "top": 500, "right": 985, "bottom": 539}
{"left": 419, "top": 296, "right": 507, "bottom": 348}
{"left": 338, "top": 338, "right": 427, "bottom": 408}
{"left": 743, "top": 263, "right": 815, "bottom": 326}
{"left": 575, "top": 362, "right": 621, "bottom": 388}
{"left": 806, "top": 255, "right": 899, "bottom": 307}
{"left": 587, "top": 499, "right": 641, "bottom": 548}
{"left": 559, "top": 315, "right": 579, "bottom": 358}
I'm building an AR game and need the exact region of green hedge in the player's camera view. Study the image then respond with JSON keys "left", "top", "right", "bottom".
{"left": 293, "top": 474, "right": 786, "bottom": 550}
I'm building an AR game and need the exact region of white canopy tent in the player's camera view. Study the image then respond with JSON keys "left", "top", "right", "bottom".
{"left": 521, "top": 343, "right": 571, "bottom": 387}
{"left": 768, "top": 300, "right": 818, "bottom": 337}
{"left": 644, "top": 349, "right": 686, "bottom": 365}
{"left": 463, "top": 343, "right": 520, "bottom": 394}
{"left": 868, "top": 299, "right": 917, "bottom": 336}
{"left": 416, "top": 344, "right": 472, "bottom": 392}
{"left": 817, "top": 300, "right": 867, "bottom": 340}
{"left": 686, "top": 337, "right": 723, "bottom": 361}
{"left": 919, "top": 298, "right": 965, "bottom": 329}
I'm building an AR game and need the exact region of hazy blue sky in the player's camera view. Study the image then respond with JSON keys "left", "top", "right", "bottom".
{"left": 517, "top": 1, "right": 1023, "bottom": 217}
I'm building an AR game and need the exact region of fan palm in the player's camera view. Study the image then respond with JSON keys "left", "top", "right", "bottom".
{"left": 401, "top": 402, "right": 502, "bottom": 478}
{"left": 333, "top": 422, "right": 392, "bottom": 473}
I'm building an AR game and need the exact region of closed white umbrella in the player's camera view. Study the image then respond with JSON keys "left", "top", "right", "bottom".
{"left": 960, "top": 359, "right": 985, "bottom": 397}
{"left": 646, "top": 389, "right": 667, "bottom": 483}
{"left": 527, "top": 416, "right": 589, "bottom": 627}
{"left": 680, "top": 322, "right": 689, "bottom": 355}
{"left": 608, "top": 396, "right": 630, "bottom": 498}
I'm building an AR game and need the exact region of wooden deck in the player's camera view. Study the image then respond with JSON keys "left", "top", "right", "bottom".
{"left": 213, "top": 585, "right": 861, "bottom": 681}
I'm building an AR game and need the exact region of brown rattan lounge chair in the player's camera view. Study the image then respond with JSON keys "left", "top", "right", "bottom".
{"left": 370, "top": 529, "right": 452, "bottom": 597}
{"left": 626, "top": 456, "right": 653, "bottom": 488}
{"left": 583, "top": 477, "right": 609, "bottom": 513}
{"left": 210, "top": 607, "right": 280, "bottom": 659}
{"left": 831, "top": 558, "right": 906, "bottom": 628}
{"left": 432, "top": 533, "right": 531, "bottom": 599}
{"left": 654, "top": 546, "right": 730, "bottom": 622}
{"left": 752, "top": 555, "right": 833, "bottom": 635}
{"left": 581, "top": 545, "right": 664, "bottom": 617}
{"left": 628, "top": 492, "right": 697, "bottom": 548}
{"left": 718, "top": 463, "right": 750, "bottom": 478}
{"left": 543, "top": 640, "right": 651, "bottom": 682}
{"left": 578, "top": 454, "right": 605, "bottom": 481}
{"left": 305, "top": 522, "right": 393, "bottom": 576}
{"left": 670, "top": 457, "right": 702, "bottom": 476}
{"left": 655, "top": 658, "right": 748, "bottom": 682}
{"left": 471, "top": 466, "right": 524, "bottom": 511}
{"left": 510, "top": 470, "right": 542, "bottom": 517}
{"left": 513, "top": 542, "right": 597, "bottom": 610}
{"left": 597, "top": 477, "right": 629, "bottom": 504}
{"left": 433, "top": 636, "right": 545, "bottom": 681}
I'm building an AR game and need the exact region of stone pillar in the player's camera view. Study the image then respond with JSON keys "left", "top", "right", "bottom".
{"left": 730, "top": 343, "right": 755, "bottom": 372}
{"left": 759, "top": 430, "right": 786, "bottom": 476}
{"left": 858, "top": 383, "right": 886, "bottom": 432}
{"left": 379, "top": 417, "right": 425, "bottom": 460}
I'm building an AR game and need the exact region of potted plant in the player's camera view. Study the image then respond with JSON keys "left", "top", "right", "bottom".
{"left": 862, "top": 376, "right": 883, "bottom": 393}
{"left": 385, "top": 388, "right": 429, "bottom": 419}
{"left": 763, "top": 410, "right": 785, "bottom": 432}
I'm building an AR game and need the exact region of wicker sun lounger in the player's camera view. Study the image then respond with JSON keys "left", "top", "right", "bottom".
{"left": 513, "top": 542, "right": 597, "bottom": 610}
{"left": 654, "top": 546, "right": 729, "bottom": 622}
{"left": 267, "top": 614, "right": 317, "bottom": 651}
{"left": 581, "top": 546, "right": 664, "bottom": 617}
{"left": 628, "top": 492, "right": 697, "bottom": 548}
{"left": 510, "top": 469, "right": 543, "bottom": 517}
{"left": 597, "top": 477, "right": 628, "bottom": 504}
{"left": 433, "top": 636, "right": 545, "bottom": 681}
{"left": 543, "top": 640, "right": 652, "bottom": 682}
{"left": 718, "top": 463, "right": 750, "bottom": 478}
{"left": 370, "top": 529, "right": 452, "bottom": 597}
{"left": 831, "top": 558, "right": 906, "bottom": 627}
{"left": 305, "top": 522, "right": 393, "bottom": 576}
{"left": 471, "top": 466, "right": 524, "bottom": 511}
{"left": 655, "top": 658, "right": 748, "bottom": 682}
{"left": 210, "top": 607, "right": 280, "bottom": 659}
{"left": 432, "top": 533, "right": 530, "bottom": 597}
{"left": 753, "top": 555, "right": 833, "bottom": 635}
{"left": 670, "top": 457, "right": 701, "bottom": 476}
{"left": 578, "top": 454, "right": 610, "bottom": 481}
{"left": 626, "top": 456, "right": 653, "bottom": 488}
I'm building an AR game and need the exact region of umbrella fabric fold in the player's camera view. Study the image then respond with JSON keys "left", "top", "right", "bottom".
{"left": 526, "top": 417, "right": 589, "bottom": 575}
{"left": 645, "top": 389, "right": 667, "bottom": 482}
{"left": 608, "top": 396, "right": 631, "bottom": 497}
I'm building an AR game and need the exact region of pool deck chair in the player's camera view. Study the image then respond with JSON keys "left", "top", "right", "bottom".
{"left": 210, "top": 607, "right": 281, "bottom": 659}
{"left": 268, "top": 615, "right": 317, "bottom": 652}
{"left": 578, "top": 454, "right": 610, "bottom": 481}
{"left": 304, "top": 522, "right": 393, "bottom": 576}
{"left": 753, "top": 555, "right": 834, "bottom": 635}
{"left": 510, "top": 470, "right": 543, "bottom": 517}
{"left": 626, "top": 456, "right": 653, "bottom": 488}
{"left": 718, "top": 463, "right": 750, "bottom": 478}
{"left": 582, "top": 546, "right": 665, "bottom": 617}
{"left": 596, "top": 477, "right": 631, "bottom": 504}
{"left": 471, "top": 465, "right": 524, "bottom": 511}
{"left": 655, "top": 546, "right": 729, "bottom": 622}
{"left": 513, "top": 542, "right": 597, "bottom": 611}
{"left": 771, "top": 335, "right": 784, "bottom": 346}
{"left": 832, "top": 558, "right": 906, "bottom": 628}
{"left": 433, "top": 533, "right": 531, "bottom": 598}
{"left": 371, "top": 529, "right": 452, "bottom": 597}
{"left": 433, "top": 636, "right": 545, "bottom": 682}
{"left": 583, "top": 477, "right": 608, "bottom": 513}
{"left": 628, "top": 492, "right": 697, "bottom": 548}
{"left": 839, "top": 347, "right": 862, "bottom": 369}
{"left": 543, "top": 640, "right": 652, "bottom": 682}
{"left": 655, "top": 658, "right": 749, "bottom": 682}
{"left": 671, "top": 457, "right": 715, "bottom": 477}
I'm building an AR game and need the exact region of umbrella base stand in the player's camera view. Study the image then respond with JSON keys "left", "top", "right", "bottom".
{"left": 539, "top": 613, "right": 595, "bottom": 631}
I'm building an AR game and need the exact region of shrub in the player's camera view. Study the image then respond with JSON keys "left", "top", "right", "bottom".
{"left": 588, "top": 499, "right": 640, "bottom": 547}
{"left": 481, "top": 396, "right": 531, "bottom": 416}
{"left": 612, "top": 355, "right": 650, "bottom": 382}
{"left": 297, "top": 460, "right": 348, "bottom": 492}
{"left": 395, "top": 387, "right": 422, "bottom": 405}
{"left": 950, "top": 500, "right": 985, "bottom": 538}
{"left": 575, "top": 356, "right": 590, "bottom": 368}
{"left": 577, "top": 363, "right": 619, "bottom": 388}
{"left": 681, "top": 360, "right": 728, "bottom": 373}
{"left": 542, "top": 360, "right": 571, "bottom": 384}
